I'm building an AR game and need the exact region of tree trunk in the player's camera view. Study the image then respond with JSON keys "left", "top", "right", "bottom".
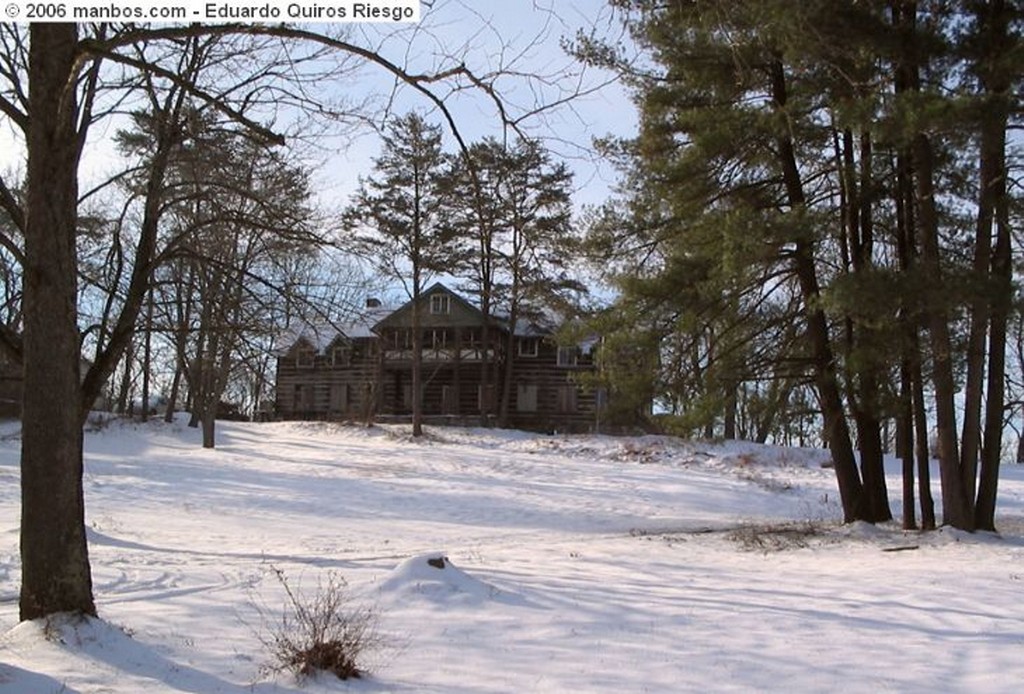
{"left": 202, "top": 408, "right": 216, "bottom": 449}
{"left": 499, "top": 311, "right": 518, "bottom": 428}
{"left": 20, "top": 23, "right": 96, "bottom": 621}
{"left": 912, "top": 352, "right": 937, "bottom": 530}
{"left": 856, "top": 413, "right": 892, "bottom": 522}
{"left": 890, "top": 76, "right": 934, "bottom": 530}
{"left": 164, "top": 363, "right": 183, "bottom": 424}
{"left": 769, "top": 57, "right": 866, "bottom": 522}
{"left": 140, "top": 289, "right": 154, "bottom": 422}
{"left": 973, "top": 0, "right": 1012, "bottom": 532}
{"left": 723, "top": 384, "right": 737, "bottom": 440}
{"left": 976, "top": 127, "right": 1011, "bottom": 531}
{"left": 898, "top": 362, "right": 917, "bottom": 529}
{"left": 913, "top": 133, "right": 974, "bottom": 531}
{"left": 411, "top": 276, "right": 423, "bottom": 437}
{"left": 480, "top": 301, "right": 493, "bottom": 420}
{"left": 849, "top": 129, "right": 891, "bottom": 523}
{"left": 960, "top": 93, "right": 1003, "bottom": 501}
{"left": 893, "top": 0, "right": 973, "bottom": 529}
{"left": 796, "top": 247, "right": 866, "bottom": 523}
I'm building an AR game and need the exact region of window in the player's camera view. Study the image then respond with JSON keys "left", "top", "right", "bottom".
{"left": 391, "top": 329, "right": 412, "bottom": 349}
{"left": 557, "top": 385, "right": 578, "bottom": 413}
{"left": 429, "top": 329, "right": 448, "bottom": 349}
{"left": 556, "top": 346, "right": 579, "bottom": 367}
{"left": 517, "top": 384, "right": 538, "bottom": 413}
{"left": 518, "top": 338, "right": 539, "bottom": 358}
{"left": 330, "top": 384, "right": 349, "bottom": 412}
{"left": 478, "top": 384, "right": 496, "bottom": 413}
{"left": 331, "top": 344, "right": 351, "bottom": 367}
{"left": 442, "top": 385, "right": 458, "bottom": 414}
{"left": 296, "top": 346, "right": 315, "bottom": 368}
{"left": 294, "top": 384, "right": 314, "bottom": 410}
{"left": 430, "top": 293, "right": 451, "bottom": 315}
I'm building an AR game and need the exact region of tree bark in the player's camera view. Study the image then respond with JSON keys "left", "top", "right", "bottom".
{"left": 201, "top": 409, "right": 217, "bottom": 449}
{"left": 769, "top": 58, "right": 866, "bottom": 523}
{"left": 141, "top": 289, "right": 154, "bottom": 421}
{"left": 411, "top": 278, "right": 423, "bottom": 437}
{"left": 909, "top": 357, "right": 937, "bottom": 529}
{"left": 891, "top": 5, "right": 936, "bottom": 531}
{"left": 913, "top": 133, "right": 973, "bottom": 530}
{"left": 898, "top": 362, "right": 916, "bottom": 529}
{"left": 977, "top": 125, "right": 1011, "bottom": 531}
{"left": 895, "top": 141, "right": 922, "bottom": 530}
{"left": 723, "top": 382, "right": 738, "bottom": 440}
{"left": 20, "top": 23, "right": 97, "bottom": 621}
{"left": 974, "top": 0, "right": 1012, "bottom": 532}
{"left": 848, "top": 129, "right": 891, "bottom": 522}
{"left": 891, "top": 0, "right": 974, "bottom": 530}
{"left": 164, "top": 363, "right": 183, "bottom": 424}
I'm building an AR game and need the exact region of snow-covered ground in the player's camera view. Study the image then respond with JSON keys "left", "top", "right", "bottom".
{"left": 1, "top": 418, "right": 1022, "bottom": 693}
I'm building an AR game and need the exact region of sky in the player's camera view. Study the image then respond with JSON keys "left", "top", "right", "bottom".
{"left": 0, "top": 1, "right": 637, "bottom": 217}
{"left": 308, "top": 0, "right": 637, "bottom": 212}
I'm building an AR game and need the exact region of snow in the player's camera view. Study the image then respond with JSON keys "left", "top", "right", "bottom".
{"left": 1, "top": 417, "right": 1023, "bottom": 692}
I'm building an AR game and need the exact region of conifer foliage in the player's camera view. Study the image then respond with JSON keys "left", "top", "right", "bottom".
{"left": 579, "top": 0, "right": 1022, "bottom": 529}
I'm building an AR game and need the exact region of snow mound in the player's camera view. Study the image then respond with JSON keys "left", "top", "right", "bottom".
{"left": 378, "top": 554, "right": 525, "bottom": 607}
{"left": 2, "top": 614, "right": 134, "bottom": 657}
{"left": 0, "top": 615, "right": 244, "bottom": 693}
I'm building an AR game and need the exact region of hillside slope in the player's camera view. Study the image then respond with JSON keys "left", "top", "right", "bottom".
{"left": 1, "top": 419, "right": 1022, "bottom": 692}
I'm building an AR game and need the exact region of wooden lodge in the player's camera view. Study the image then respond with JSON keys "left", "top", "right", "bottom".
{"left": 274, "top": 283, "right": 605, "bottom": 432}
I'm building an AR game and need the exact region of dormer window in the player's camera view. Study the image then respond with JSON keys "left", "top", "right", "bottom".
{"left": 430, "top": 294, "right": 451, "bottom": 315}
{"left": 295, "top": 345, "right": 315, "bottom": 368}
{"left": 331, "top": 344, "right": 351, "bottom": 367}
{"left": 518, "top": 338, "right": 539, "bottom": 357}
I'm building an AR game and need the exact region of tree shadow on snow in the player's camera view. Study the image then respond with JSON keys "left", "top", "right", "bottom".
{"left": 0, "top": 663, "right": 79, "bottom": 694}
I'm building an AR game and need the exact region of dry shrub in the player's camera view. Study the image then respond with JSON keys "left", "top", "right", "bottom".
{"left": 259, "top": 567, "right": 382, "bottom": 682}
{"left": 728, "top": 521, "right": 824, "bottom": 552}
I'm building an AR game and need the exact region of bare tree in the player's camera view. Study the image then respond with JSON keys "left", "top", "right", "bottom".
{"left": 2, "top": 12, "right": 600, "bottom": 620}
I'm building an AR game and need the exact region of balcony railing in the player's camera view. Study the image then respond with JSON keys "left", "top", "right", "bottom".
{"left": 383, "top": 347, "right": 495, "bottom": 362}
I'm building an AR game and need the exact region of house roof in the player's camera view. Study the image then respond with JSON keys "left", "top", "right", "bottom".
{"left": 509, "top": 316, "right": 558, "bottom": 337}
{"left": 274, "top": 304, "right": 392, "bottom": 356}
{"left": 275, "top": 283, "right": 596, "bottom": 353}
{"left": 372, "top": 282, "right": 487, "bottom": 332}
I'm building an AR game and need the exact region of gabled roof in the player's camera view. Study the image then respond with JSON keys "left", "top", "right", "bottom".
{"left": 372, "top": 282, "right": 487, "bottom": 332}
{"left": 274, "top": 304, "right": 393, "bottom": 356}
{"left": 510, "top": 316, "right": 558, "bottom": 337}
{"left": 275, "top": 283, "right": 596, "bottom": 353}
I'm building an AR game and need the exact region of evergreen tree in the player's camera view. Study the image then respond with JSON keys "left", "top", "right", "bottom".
{"left": 344, "top": 113, "right": 455, "bottom": 436}
{"left": 445, "top": 138, "right": 578, "bottom": 425}
{"left": 580, "top": 0, "right": 1023, "bottom": 528}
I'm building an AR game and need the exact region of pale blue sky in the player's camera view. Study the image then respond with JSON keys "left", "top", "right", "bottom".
{"left": 0, "top": 2, "right": 636, "bottom": 214}
{"left": 314, "top": 0, "right": 636, "bottom": 212}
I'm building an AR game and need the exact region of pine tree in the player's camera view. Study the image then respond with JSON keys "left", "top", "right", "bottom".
{"left": 444, "top": 137, "right": 578, "bottom": 425}
{"left": 344, "top": 113, "right": 455, "bottom": 436}
{"left": 581, "top": 0, "right": 1023, "bottom": 528}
